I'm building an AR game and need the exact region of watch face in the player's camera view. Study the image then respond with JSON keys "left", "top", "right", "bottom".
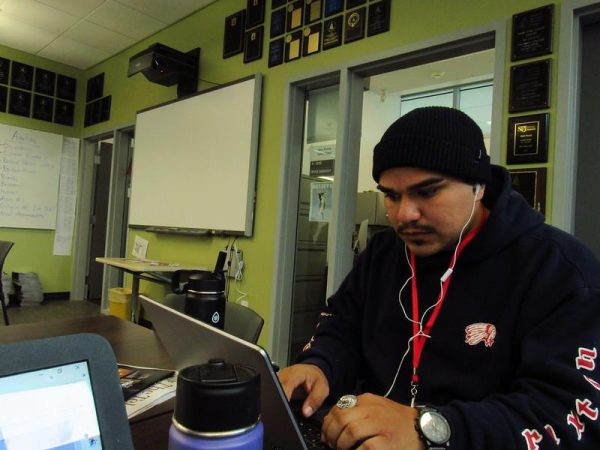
{"left": 420, "top": 411, "right": 451, "bottom": 444}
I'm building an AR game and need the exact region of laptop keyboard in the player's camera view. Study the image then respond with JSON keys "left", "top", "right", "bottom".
{"left": 296, "top": 414, "right": 329, "bottom": 449}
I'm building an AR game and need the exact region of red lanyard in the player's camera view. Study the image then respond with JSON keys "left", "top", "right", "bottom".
{"left": 409, "top": 210, "right": 488, "bottom": 399}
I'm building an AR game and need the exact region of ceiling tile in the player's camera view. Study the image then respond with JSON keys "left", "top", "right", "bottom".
{"left": 0, "top": 15, "right": 55, "bottom": 54}
{"left": 114, "top": 0, "right": 216, "bottom": 23}
{"left": 65, "top": 20, "right": 136, "bottom": 53}
{"left": 35, "top": 0, "right": 105, "bottom": 18}
{"left": 1, "top": 0, "right": 78, "bottom": 34}
{"left": 38, "top": 37, "right": 112, "bottom": 69}
{"left": 87, "top": 0, "right": 165, "bottom": 40}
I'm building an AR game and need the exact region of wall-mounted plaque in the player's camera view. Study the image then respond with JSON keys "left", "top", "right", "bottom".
{"left": 285, "top": 30, "right": 303, "bottom": 62}
{"left": 346, "top": 0, "right": 366, "bottom": 8}
{"left": 272, "top": 0, "right": 286, "bottom": 8}
{"left": 323, "top": 15, "right": 343, "bottom": 50}
{"left": 268, "top": 38, "right": 285, "bottom": 67}
{"left": 56, "top": 75, "right": 76, "bottom": 101}
{"left": 55, "top": 100, "right": 74, "bottom": 126}
{"left": 244, "top": 26, "right": 264, "bottom": 63}
{"left": 270, "top": 7, "right": 286, "bottom": 38}
{"left": 305, "top": 0, "right": 322, "bottom": 25}
{"left": 324, "top": 0, "right": 343, "bottom": 17}
{"left": 34, "top": 68, "right": 56, "bottom": 96}
{"left": 8, "top": 89, "right": 31, "bottom": 117}
{"left": 509, "top": 59, "right": 550, "bottom": 113}
{"left": 344, "top": 7, "right": 365, "bottom": 43}
{"left": 367, "top": 0, "right": 390, "bottom": 37}
{"left": 509, "top": 168, "right": 547, "bottom": 215}
{"left": 507, "top": 113, "right": 548, "bottom": 164}
{"left": 246, "top": 0, "right": 265, "bottom": 29}
{"left": 223, "top": 10, "right": 246, "bottom": 58}
{"left": 0, "top": 58, "right": 11, "bottom": 84}
{"left": 287, "top": 1, "right": 304, "bottom": 32}
{"left": 32, "top": 95, "right": 54, "bottom": 122}
{"left": 512, "top": 4, "right": 553, "bottom": 61}
{"left": 11, "top": 62, "right": 33, "bottom": 90}
{"left": 0, "top": 86, "right": 7, "bottom": 112}
{"left": 303, "top": 23, "right": 322, "bottom": 56}
{"left": 86, "top": 72, "right": 104, "bottom": 102}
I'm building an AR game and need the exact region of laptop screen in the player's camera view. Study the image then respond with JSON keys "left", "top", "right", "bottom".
{"left": 0, "top": 360, "right": 103, "bottom": 450}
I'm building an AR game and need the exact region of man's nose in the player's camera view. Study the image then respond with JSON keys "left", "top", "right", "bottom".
{"left": 393, "top": 197, "right": 421, "bottom": 224}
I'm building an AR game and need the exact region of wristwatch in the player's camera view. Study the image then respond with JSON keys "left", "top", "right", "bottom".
{"left": 415, "top": 406, "right": 451, "bottom": 449}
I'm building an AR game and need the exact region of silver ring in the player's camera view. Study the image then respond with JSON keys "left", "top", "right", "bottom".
{"left": 336, "top": 394, "right": 358, "bottom": 409}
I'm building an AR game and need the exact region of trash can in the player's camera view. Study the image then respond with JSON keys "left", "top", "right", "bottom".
{"left": 109, "top": 287, "right": 132, "bottom": 320}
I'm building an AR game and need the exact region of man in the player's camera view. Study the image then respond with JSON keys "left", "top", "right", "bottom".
{"left": 279, "top": 106, "right": 600, "bottom": 449}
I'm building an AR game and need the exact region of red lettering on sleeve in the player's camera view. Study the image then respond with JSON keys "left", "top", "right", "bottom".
{"left": 584, "top": 375, "right": 600, "bottom": 391}
{"left": 544, "top": 424, "right": 560, "bottom": 445}
{"left": 576, "top": 398, "right": 599, "bottom": 421}
{"left": 576, "top": 347, "right": 597, "bottom": 371}
{"left": 567, "top": 411, "right": 585, "bottom": 440}
{"left": 522, "top": 429, "right": 543, "bottom": 450}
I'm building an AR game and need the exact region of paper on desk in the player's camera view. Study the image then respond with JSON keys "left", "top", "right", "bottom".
{"left": 125, "top": 375, "right": 177, "bottom": 419}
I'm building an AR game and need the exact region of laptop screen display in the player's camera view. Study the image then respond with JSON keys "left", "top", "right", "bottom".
{"left": 0, "top": 360, "right": 103, "bottom": 450}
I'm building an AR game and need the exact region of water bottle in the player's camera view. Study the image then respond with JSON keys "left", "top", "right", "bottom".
{"left": 169, "top": 359, "right": 263, "bottom": 450}
{"left": 184, "top": 271, "right": 225, "bottom": 329}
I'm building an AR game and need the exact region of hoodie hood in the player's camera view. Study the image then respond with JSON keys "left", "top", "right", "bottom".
{"left": 460, "top": 165, "right": 545, "bottom": 263}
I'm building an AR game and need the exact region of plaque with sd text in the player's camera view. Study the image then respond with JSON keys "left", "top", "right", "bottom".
{"left": 56, "top": 75, "right": 77, "bottom": 101}
{"left": 303, "top": 23, "right": 322, "bottom": 56}
{"left": 0, "top": 86, "right": 7, "bottom": 112}
{"left": 285, "top": 30, "right": 303, "bottom": 62}
{"left": 246, "top": 0, "right": 265, "bottom": 29}
{"left": 9, "top": 89, "right": 31, "bottom": 117}
{"left": 367, "top": 0, "right": 390, "bottom": 37}
{"left": 268, "top": 38, "right": 285, "bottom": 67}
{"left": 344, "top": 7, "right": 365, "bottom": 43}
{"left": 0, "top": 57, "right": 10, "bottom": 84}
{"left": 32, "top": 95, "right": 54, "bottom": 122}
{"left": 509, "top": 168, "right": 547, "bottom": 215}
{"left": 287, "top": 1, "right": 304, "bottom": 32}
{"left": 509, "top": 59, "right": 550, "bottom": 113}
{"left": 55, "top": 100, "right": 74, "bottom": 126}
{"left": 305, "top": 0, "right": 323, "bottom": 25}
{"left": 507, "top": 113, "right": 548, "bottom": 164}
{"left": 512, "top": 4, "right": 553, "bottom": 61}
{"left": 223, "top": 10, "right": 246, "bottom": 58}
{"left": 11, "top": 62, "right": 33, "bottom": 90}
{"left": 323, "top": 15, "right": 343, "bottom": 50}
{"left": 244, "top": 26, "right": 264, "bottom": 63}
{"left": 35, "top": 68, "right": 56, "bottom": 96}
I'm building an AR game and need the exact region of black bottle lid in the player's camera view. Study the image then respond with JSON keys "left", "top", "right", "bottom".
{"left": 174, "top": 359, "right": 261, "bottom": 434}
{"left": 187, "top": 271, "right": 224, "bottom": 293}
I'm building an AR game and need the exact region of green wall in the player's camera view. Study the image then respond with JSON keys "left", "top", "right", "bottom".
{"left": 0, "top": 44, "right": 83, "bottom": 293}
{"left": 1, "top": 0, "right": 558, "bottom": 344}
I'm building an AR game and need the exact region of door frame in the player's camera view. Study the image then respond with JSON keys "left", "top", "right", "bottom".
{"left": 553, "top": 0, "right": 600, "bottom": 232}
{"left": 270, "top": 21, "right": 507, "bottom": 366}
{"left": 70, "top": 126, "right": 134, "bottom": 310}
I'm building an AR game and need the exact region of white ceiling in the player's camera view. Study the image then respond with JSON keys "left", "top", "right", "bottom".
{"left": 0, "top": 0, "right": 217, "bottom": 70}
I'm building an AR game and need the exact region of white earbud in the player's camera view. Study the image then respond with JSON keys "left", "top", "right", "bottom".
{"left": 473, "top": 184, "right": 481, "bottom": 196}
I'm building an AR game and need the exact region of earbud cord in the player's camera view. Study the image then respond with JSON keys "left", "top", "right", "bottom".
{"left": 385, "top": 192, "right": 487, "bottom": 400}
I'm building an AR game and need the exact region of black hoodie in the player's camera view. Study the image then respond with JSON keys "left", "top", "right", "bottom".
{"left": 297, "top": 165, "right": 600, "bottom": 449}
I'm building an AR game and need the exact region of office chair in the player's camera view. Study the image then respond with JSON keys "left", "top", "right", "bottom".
{"left": 162, "top": 293, "right": 264, "bottom": 344}
{"left": 0, "top": 241, "right": 15, "bottom": 326}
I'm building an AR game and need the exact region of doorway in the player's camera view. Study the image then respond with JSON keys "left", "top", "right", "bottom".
{"left": 272, "top": 28, "right": 506, "bottom": 366}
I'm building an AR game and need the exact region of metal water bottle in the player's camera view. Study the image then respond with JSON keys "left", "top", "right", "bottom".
{"left": 184, "top": 271, "right": 225, "bottom": 329}
{"left": 168, "top": 359, "right": 263, "bottom": 450}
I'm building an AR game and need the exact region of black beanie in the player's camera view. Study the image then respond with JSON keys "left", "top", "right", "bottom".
{"left": 372, "top": 106, "right": 491, "bottom": 183}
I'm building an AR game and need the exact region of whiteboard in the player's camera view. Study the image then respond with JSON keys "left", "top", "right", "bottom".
{"left": 129, "top": 75, "right": 262, "bottom": 236}
{"left": 0, "top": 124, "right": 63, "bottom": 229}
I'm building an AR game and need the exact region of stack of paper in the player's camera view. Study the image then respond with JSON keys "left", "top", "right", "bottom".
{"left": 124, "top": 375, "right": 177, "bottom": 419}
{"left": 14, "top": 272, "right": 43, "bottom": 306}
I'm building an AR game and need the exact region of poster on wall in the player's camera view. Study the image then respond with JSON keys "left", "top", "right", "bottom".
{"left": 309, "top": 181, "right": 333, "bottom": 222}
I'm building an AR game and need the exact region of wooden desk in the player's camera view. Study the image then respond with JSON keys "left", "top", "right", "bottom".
{"left": 96, "top": 257, "right": 206, "bottom": 322}
{"left": 0, "top": 314, "right": 174, "bottom": 449}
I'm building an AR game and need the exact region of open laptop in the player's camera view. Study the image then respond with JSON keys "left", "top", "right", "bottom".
{"left": 0, "top": 333, "right": 134, "bottom": 450}
{"left": 140, "top": 294, "right": 331, "bottom": 450}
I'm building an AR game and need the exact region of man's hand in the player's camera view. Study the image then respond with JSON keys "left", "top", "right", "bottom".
{"left": 278, "top": 364, "right": 330, "bottom": 417}
{"left": 321, "top": 393, "right": 425, "bottom": 450}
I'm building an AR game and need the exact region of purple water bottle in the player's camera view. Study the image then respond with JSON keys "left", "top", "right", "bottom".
{"left": 169, "top": 359, "right": 263, "bottom": 450}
